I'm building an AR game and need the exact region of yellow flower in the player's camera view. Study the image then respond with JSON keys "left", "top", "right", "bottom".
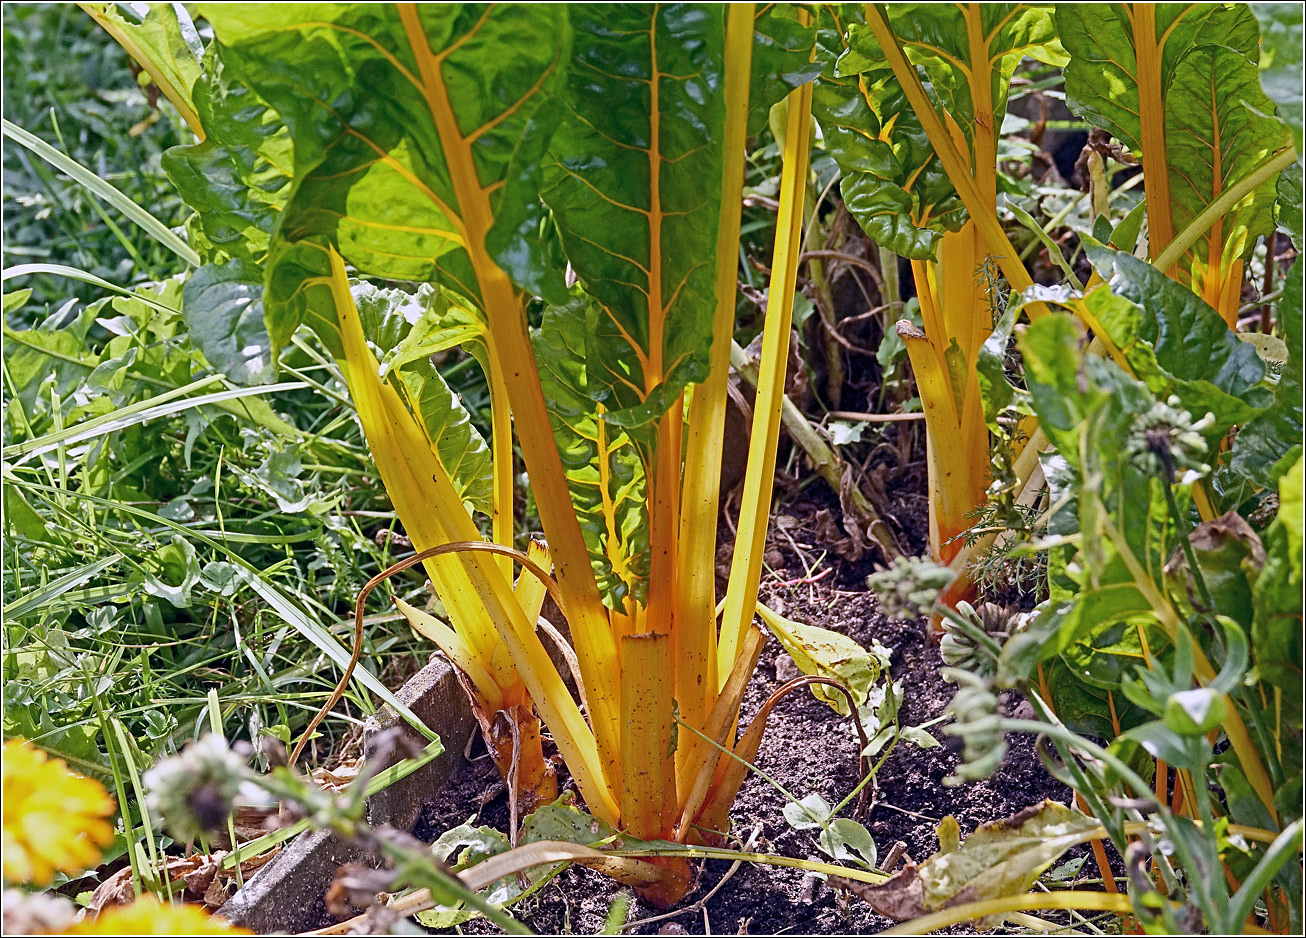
{"left": 2, "top": 739, "right": 116, "bottom": 886}
{"left": 69, "top": 895, "right": 252, "bottom": 935}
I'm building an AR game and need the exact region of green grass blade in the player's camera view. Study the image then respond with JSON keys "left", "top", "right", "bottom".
{"left": 1225, "top": 819, "right": 1303, "bottom": 932}
{"left": 2, "top": 556, "right": 119, "bottom": 619}
{"left": 3, "top": 263, "right": 180, "bottom": 313}
{"left": 205, "top": 689, "right": 246, "bottom": 889}
{"left": 4, "top": 377, "right": 306, "bottom": 462}
{"left": 239, "top": 575, "right": 437, "bottom": 742}
{"left": 2, "top": 118, "right": 201, "bottom": 266}
{"left": 112, "top": 719, "right": 169, "bottom": 897}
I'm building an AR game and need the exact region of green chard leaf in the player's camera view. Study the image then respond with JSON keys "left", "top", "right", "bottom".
{"left": 887, "top": 4, "right": 1066, "bottom": 149}
{"left": 812, "top": 6, "right": 961, "bottom": 260}
{"left": 199, "top": 3, "right": 571, "bottom": 353}
{"left": 1058, "top": 4, "right": 1257, "bottom": 156}
{"left": 351, "top": 281, "right": 494, "bottom": 516}
{"left": 162, "top": 43, "right": 292, "bottom": 265}
{"left": 541, "top": 4, "right": 726, "bottom": 435}
{"left": 1252, "top": 455, "right": 1303, "bottom": 712}
{"left": 1059, "top": 5, "right": 1290, "bottom": 303}
{"left": 82, "top": 1, "right": 205, "bottom": 134}
{"left": 1164, "top": 38, "right": 1293, "bottom": 292}
{"left": 1088, "top": 246, "right": 1271, "bottom": 433}
{"left": 526, "top": 6, "right": 736, "bottom": 605}
{"left": 749, "top": 4, "right": 819, "bottom": 137}
{"left": 192, "top": 3, "right": 573, "bottom": 532}
{"left": 1252, "top": 2, "right": 1305, "bottom": 156}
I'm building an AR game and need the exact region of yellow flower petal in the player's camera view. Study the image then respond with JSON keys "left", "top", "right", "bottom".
{"left": 69, "top": 895, "right": 252, "bottom": 935}
{"left": 2, "top": 739, "right": 116, "bottom": 886}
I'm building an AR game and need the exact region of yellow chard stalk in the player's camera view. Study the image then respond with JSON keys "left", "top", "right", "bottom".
{"left": 672, "top": 1, "right": 755, "bottom": 796}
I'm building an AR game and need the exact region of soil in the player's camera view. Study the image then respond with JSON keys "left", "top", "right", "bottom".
{"left": 411, "top": 490, "right": 1078, "bottom": 936}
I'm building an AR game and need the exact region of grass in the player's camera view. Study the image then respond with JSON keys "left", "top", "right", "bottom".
{"left": 1, "top": 3, "right": 191, "bottom": 311}
{"left": 1, "top": 280, "right": 469, "bottom": 890}
{"left": 1, "top": 144, "right": 484, "bottom": 903}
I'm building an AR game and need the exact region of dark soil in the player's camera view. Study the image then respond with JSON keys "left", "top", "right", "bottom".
{"left": 412, "top": 494, "right": 1077, "bottom": 936}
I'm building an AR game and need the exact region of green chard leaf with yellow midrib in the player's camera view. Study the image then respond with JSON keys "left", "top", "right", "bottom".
{"left": 531, "top": 5, "right": 730, "bottom": 607}
{"left": 352, "top": 281, "right": 494, "bottom": 517}
{"left": 534, "top": 293, "right": 649, "bottom": 609}
{"left": 539, "top": 4, "right": 726, "bottom": 436}
{"left": 162, "top": 42, "right": 291, "bottom": 267}
{"left": 193, "top": 3, "right": 571, "bottom": 523}
{"left": 1164, "top": 40, "right": 1293, "bottom": 291}
{"left": 815, "top": 4, "right": 1064, "bottom": 260}
{"left": 197, "top": 3, "right": 570, "bottom": 355}
{"left": 1058, "top": 4, "right": 1291, "bottom": 296}
{"left": 1057, "top": 4, "right": 1259, "bottom": 157}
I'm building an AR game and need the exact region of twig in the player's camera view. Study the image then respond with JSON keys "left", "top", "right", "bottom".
{"left": 778, "top": 567, "right": 832, "bottom": 588}
{"left": 536, "top": 615, "right": 588, "bottom": 713}
{"left": 776, "top": 523, "right": 814, "bottom": 577}
{"left": 838, "top": 304, "right": 891, "bottom": 326}
{"left": 827, "top": 410, "right": 926, "bottom": 423}
{"left": 874, "top": 801, "right": 940, "bottom": 823}
{"left": 800, "top": 173, "right": 844, "bottom": 258}
{"left": 798, "top": 250, "right": 885, "bottom": 291}
{"left": 811, "top": 299, "right": 879, "bottom": 355}
{"left": 506, "top": 715, "right": 521, "bottom": 847}
{"left": 767, "top": 676, "right": 874, "bottom": 816}
{"left": 1260, "top": 231, "right": 1278, "bottom": 333}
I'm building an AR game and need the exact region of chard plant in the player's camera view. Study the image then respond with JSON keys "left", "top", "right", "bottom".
{"left": 815, "top": 2, "right": 1298, "bottom": 612}
{"left": 96, "top": 2, "right": 897, "bottom": 907}
{"left": 60, "top": 1, "right": 1303, "bottom": 930}
{"left": 807, "top": 4, "right": 1304, "bottom": 929}
{"left": 813, "top": 3, "right": 1069, "bottom": 612}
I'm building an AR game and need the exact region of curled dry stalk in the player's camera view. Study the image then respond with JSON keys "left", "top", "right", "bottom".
{"left": 289, "top": 541, "right": 565, "bottom": 770}
{"left": 730, "top": 674, "right": 874, "bottom": 818}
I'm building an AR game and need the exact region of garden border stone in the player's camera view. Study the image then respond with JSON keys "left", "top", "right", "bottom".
{"left": 218, "top": 655, "right": 474, "bottom": 934}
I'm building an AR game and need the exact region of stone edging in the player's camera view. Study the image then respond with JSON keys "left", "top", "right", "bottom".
{"left": 218, "top": 655, "right": 475, "bottom": 934}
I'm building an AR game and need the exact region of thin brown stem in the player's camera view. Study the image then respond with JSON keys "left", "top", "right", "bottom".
{"left": 799, "top": 250, "right": 885, "bottom": 290}
{"left": 288, "top": 542, "right": 563, "bottom": 769}
{"left": 1260, "top": 231, "right": 1278, "bottom": 333}
{"left": 757, "top": 675, "right": 873, "bottom": 816}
